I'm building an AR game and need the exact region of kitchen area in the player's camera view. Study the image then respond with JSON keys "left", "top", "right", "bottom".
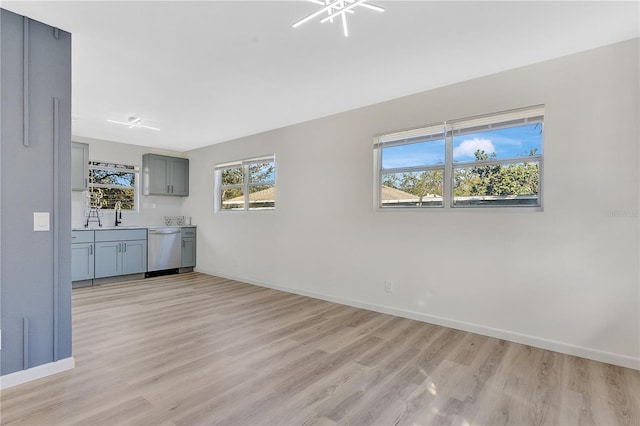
{"left": 71, "top": 137, "right": 196, "bottom": 288}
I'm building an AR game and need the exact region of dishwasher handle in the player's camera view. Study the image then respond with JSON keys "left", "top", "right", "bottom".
{"left": 148, "top": 229, "right": 181, "bottom": 234}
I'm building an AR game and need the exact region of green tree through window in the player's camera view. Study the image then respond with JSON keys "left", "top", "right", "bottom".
{"left": 377, "top": 106, "right": 543, "bottom": 208}
{"left": 217, "top": 157, "right": 276, "bottom": 211}
{"left": 88, "top": 162, "right": 138, "bottom": 210}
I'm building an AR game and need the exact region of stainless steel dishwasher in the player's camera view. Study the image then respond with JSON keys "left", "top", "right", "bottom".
{"left": 147, "top": 227, "right": 182, "bottom": 275}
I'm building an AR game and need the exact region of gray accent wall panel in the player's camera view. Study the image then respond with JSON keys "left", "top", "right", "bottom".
{"left": 1, "top": 8, "right": 72, "bottom": 375}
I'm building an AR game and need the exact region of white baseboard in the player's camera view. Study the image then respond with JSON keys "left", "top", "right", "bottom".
{"left": 200, "top": 269, "right": 640, "bottom": 371}
{"left": 0, "top": 357, "right": 75, "bottom": 390}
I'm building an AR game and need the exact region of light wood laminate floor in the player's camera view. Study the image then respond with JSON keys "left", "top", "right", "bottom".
{"left": 1, "top": 272, "right": 638, "bottom": 425}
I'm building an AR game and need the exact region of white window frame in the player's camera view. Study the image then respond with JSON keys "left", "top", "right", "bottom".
{"left": 214, "top": 155, "right": 276, "bottom": 212}
{"left": 88, "top": 160, "right": 139, "bottom": 211}
{"left": 375, "top": 124, "right": 446, "bottom": 208}
{"left": 374, "top": 105, "right": 544, "bottom": 210}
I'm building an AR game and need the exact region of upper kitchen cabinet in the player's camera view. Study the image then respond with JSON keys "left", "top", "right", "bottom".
{"left": 71, "top": 141, "right": 89, "bottom": 191}
{"left": 142, "top": 154, "right": 189, "bottom": 196}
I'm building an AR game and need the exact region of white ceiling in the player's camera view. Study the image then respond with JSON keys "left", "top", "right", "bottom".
{"left": 3, "top": 1, "right": 639, "bottom": 151}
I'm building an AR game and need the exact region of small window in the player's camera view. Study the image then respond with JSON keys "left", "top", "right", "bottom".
{"left": 377, "top": 125, "right": 445, "bottom": 208}
{"left": 88, "top": 161, "right": 139, "bottom": 210}
{"left": 215, "top": 156, "right": 276, "bottom": 211}
{"left": 375, "top": 106, "right": 543, "bottom": 209}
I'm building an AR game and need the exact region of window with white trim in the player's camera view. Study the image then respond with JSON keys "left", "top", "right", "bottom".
{"left": 375, "top": 106, "right": 544, "bottom": 208}
{"left": 378, "top": 124, "right": 446, "bottom": 207}
{"left": 215, "top": 156, "right": 276, "bottom": 211}
{"left": 88, "top": 161, "right": 139, "bottom": 210}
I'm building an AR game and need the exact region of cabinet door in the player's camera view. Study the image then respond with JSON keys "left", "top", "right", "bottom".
{"left": 71, "top": 142, "right": 89, "bottom": 191}
{"left": 181, "top": 238, "right": 196, "bottom": 268}
{"left": 71, "top": 243, "right": 94, "bottom": 281}
{"left": 122, "top": 239, "right": 147, "bottom": 275}
{"left": 143, "top": 154, "right": 170, "bottom": 195}
{"left": 170, "top": 158, "right": 189, "bottom": 196}
{"left": 94, "top": 241, "right": 122, "bottom": 278}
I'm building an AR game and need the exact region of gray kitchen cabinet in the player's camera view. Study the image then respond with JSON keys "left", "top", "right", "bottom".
{"left": 144, "top": 154, "right": 170, "bottom": 195}
{"left": 94, "top": 229, "right": 147, "bottom": 278}
{"left": 72, "top": 230, "right": 94, "bottom": 282}
{"left": 122, "top": 239, "right": 147, "bottom": 275}
{"left": 142, "top": 154, "right": 189, "bottom": 196}
{"left": 170, "top": 158, "right": 189, "bottom": 195}
{"left": 94, "top": 241, "right": 121, "bottom": 278}
{"left": 71, "top": 141, "right": 89, "bottom": 191}
{"left": 181, "top": 227, "right": 196, "bottom": 268}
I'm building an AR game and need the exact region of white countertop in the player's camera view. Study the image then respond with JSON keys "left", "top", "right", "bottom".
{"left": 73, "top": 225, "right": 195, "bottom": 231}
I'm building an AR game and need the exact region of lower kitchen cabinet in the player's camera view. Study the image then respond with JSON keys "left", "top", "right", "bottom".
{"left": 181, "top": 227, "right": 196, "bottom": 268}
{"left": 181, "top": 238, "right": 196, "bottom": 268}
{"left": 72, "top": 227, "right": 192, "bottom": 284}
{"left": 122, "top": 239, "right": 147, "bottom": 275}
{"left": 72, "top": 230, "right": 95, "bottom": 283}
{"left": 94, "top": 241, "right": 121, "bottom": 278}
{"left": 72, "top": 242, "right": 94, "bottom": 281}
{"left": 94, "top": 229, "right": 147, "bottom": 279}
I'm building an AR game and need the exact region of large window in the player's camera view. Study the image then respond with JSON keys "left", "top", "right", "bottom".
{"left": 215, "top": 156, "right": 276, "bottom": 211}
{"left": 88, "top": 161, "right": 138, "bottom": 210}
{"left": 375, "top": 106, "right": 544, "bottom": 209}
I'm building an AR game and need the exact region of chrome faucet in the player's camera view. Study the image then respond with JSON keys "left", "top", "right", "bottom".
{"left": 114, "top": 201, "right": 123, "bottom": 226}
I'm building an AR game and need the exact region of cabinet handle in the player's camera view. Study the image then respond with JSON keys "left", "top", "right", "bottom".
{"left": 167, "top": 185, "right": 170, "bottom": 193}
{"left": 171, "top": 185, "right": 174, "bottom": 193}
{"left": 90, "top": 245, "right": 93, "bottom": 255}
{"left": 123, "top": 242, "right": 127, "bottom": 252}
{"left": 117, "top": 243, "right": 121, "bottom": 253}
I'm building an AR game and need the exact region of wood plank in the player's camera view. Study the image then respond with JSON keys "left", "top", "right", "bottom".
{"left": 1, "top": 272, "right": 638, "bottom": 426}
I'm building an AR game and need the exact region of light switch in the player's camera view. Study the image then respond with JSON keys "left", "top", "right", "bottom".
{"left": 33, "top": 212, "right": 50, "bottom": 231}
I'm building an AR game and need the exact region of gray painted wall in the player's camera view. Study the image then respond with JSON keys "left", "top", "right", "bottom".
{"left": 1, "top": 8, "right": 72, "bottom": 375}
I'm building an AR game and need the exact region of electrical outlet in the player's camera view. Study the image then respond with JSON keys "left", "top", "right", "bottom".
{"left": 385, "top": 280, "right": 394, "bottom": 293}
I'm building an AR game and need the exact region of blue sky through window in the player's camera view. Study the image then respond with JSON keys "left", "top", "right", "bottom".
{"left": 382, "top": 123, "right": 542, "bottom": 169}
{"left": 382, "top": 139, "right": 445, "bottom": 169}
{"left": 453, "top": 123, "right": 542, "bottom": 162}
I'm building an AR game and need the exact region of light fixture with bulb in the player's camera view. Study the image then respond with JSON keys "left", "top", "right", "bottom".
{"left": 293, "top": 0, "right": 384, "bottom": 37}
{"left": 107, "top": 116, "right": 160, "bottom": 131}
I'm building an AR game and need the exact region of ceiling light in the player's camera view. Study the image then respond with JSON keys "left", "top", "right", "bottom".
{"left": 293, "top": 0, "right": 384, "bottom": 37}
{"left": 107, "top": 116, "right": 160, "bottom": 131}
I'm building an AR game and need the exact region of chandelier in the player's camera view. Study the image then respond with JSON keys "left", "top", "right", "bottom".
{"left": 293, "top": 0, "right": 385, "bottom": 37}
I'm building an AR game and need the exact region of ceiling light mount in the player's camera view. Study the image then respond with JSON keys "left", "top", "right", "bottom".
{"left": 107, "top": 116, "right": 160, "bottom": 131}
{"left": 293, "top": 0, "right": 384, "bottom": 37}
